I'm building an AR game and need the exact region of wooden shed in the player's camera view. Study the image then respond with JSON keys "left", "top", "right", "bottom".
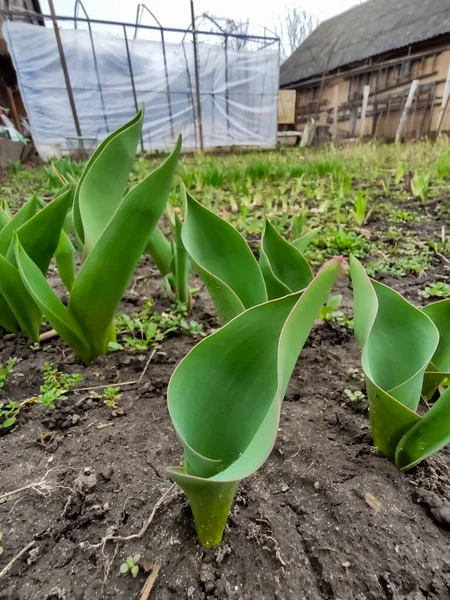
{"left": 279, "top": 0, "right": 450, "bottom": 141}
{"left": 0, "top": 0, "right": 43, "bottom": 133}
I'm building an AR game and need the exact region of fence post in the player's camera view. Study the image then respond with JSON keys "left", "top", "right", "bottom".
{"left": 123, "top": 25, "right": 145, "bottom": 152}
{"left": 359, "top": 85, "right": 370, "bottom": 138}
{"left": 331, "top": 84, "right": 339, "bottom": 141}
{"left": 48, "top": 0, "right": 82, "bottom": 139}
{"left": 190, "top": 0, "right": 204, "bottom": 151}
{"left": 436, "top": 59, "right": 450, "bottom": 136}
{"left": 395, "top": 79, "right": 419, "bottom": 143}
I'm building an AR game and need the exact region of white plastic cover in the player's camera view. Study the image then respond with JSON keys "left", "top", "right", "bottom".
{"left": 4, "top": 20, "right": 279, "bottom": 158}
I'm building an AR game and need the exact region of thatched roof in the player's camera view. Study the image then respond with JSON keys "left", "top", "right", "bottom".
{"left": 280, "top": 0, "right": 450, "bottom": 88}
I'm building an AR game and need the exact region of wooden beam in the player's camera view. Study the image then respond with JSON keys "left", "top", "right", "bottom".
{"left": 436, "top": 58, "right": 450, "bottom": 135}
{"left": 332, "top": 84, "right": 339, "bottom": 141}
{"left": 395, "top": 79, "right": 419, "bottom": 143}
{"left": 285, "top": 48, "right": 443, "bottom": 91}
{"left": 6, "top": 88, "right": 20, "bottom": 133}
{"left": 359, "top": 85, "right": 370, "bottom": 138}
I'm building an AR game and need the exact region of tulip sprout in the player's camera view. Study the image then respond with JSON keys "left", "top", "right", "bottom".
{"left": 15, "top": 109, "right": 181, "bottom": 364}
{"left": 350, "top": 255, "right": 450, "bottom": 470}
{"left": 146, "top": 207, "right": 191, "bottom": 308}
{"left": 181, "top": 190, "right": 313, "bottom": 323}
{"left": 0, "top": 189, "right": 71, "bottom": 339}
{"left": 167, "top": 258, "right": 343, "bottom": 547}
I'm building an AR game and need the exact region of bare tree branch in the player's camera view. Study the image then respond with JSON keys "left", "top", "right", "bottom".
{"left": 277, "top": 8, "right": 318, "bottom": 61}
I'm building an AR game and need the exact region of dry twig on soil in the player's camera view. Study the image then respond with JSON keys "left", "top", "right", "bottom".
{"left": 84, "top": 484, "right": 177, "bottom": 551}
{"left": 75, "top": 349, "right": 156, "bottom": 393}
{"left": 0, "top": 468, "right": 63, "bottom": 502}
{"left": 140, "top": 563, "right": 161, "bottom": 600}
{"left": 0, "top": 541, "right": 36, "bottom": 580}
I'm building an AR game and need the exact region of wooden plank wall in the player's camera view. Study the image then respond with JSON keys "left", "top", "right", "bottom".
{"left": 289, "top": 44, "right": 450, "bottom": 140}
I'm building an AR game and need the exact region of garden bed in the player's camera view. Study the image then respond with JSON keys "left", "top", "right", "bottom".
{"left": 1, "top": 143, "right": 450, "bottom": 600}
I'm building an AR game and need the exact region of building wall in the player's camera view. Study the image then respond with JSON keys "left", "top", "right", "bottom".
{"left": 290, "top": 40, "right": 450, "bottom": 140}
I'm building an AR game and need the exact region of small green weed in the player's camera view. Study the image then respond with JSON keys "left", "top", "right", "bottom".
{"left": 344, "top": 389, "right": 365, "bottom": 401}
{"left": 0, "top": 400, "right": 20, "bottom": 430}
{"left": 320, "top": 227, "right": 369, "bottom": 258}
{"left": 0, "top": 358, "right": 16, "bottom": 392}
{"left": 103, "top": 386, "right": 122, "bottom": 409}
{"left": 411, "top": 173, "right": 430, "bottom": 202}
{"left": 436, "top": 152, "right": 450, "bottom": 180}
{"left": 120, "top": 554, "right": 140, "bottom": 578}
{"left": 116, "top": 299, "right": 203, "bottom": 351}
{"left": 419, "top": 281, "right": 450, "bottom": 299}
{"left": 319, "top": 295, "right": 342, "bottom": 320}
{"left": 353, "top": 190, "right": 368, "bottom": 226}
{"left": 38, "top": 362, "right": 82, "bottom": 409}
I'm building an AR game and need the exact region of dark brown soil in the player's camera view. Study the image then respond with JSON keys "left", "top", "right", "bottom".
{"left": 1, "top": 237, "right": 450, "bottom": 600}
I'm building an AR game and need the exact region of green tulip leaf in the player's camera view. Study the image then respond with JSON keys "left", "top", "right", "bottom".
{"left": 0, "top": 190, "right": 71, "bottom": 339}
{"left": 259, "top": 219, "right": 312, "bottom": 300}
{"left": 292, "top": 227, "right": 321, "bottom": 252}
{"left": 421, "top": 299, "right": 450, "bottom": 397}
{"left": 68, "top": 136, "right": 181, "bottom": 360}
{"left": 168, "top": 257, "right": 342, "bottom": 547}
{"left": 173, "top": 212, "right": 190, "bottom": 307}
{"left": 350, "top": 255, "right": 446, "bottom": 466}
{"left": 14, "top": 111, "right": 180, "bottom": 363}
{"left": 55, "top": 230, "right": 76, "bottom": 292}
{"left": 146, "top": 226, "right": 173, "bottom": 277}
{"left": 73, "top": 109, "right": 144, "bottom": 255}
{"left": 14, "top": 237, "right": 90, "bottom": 358}
{"left": 181, "top": 189, "right": 267, "bottom": 323}
{"left": 0, "top": 194, "right": 37, "bottom": 257}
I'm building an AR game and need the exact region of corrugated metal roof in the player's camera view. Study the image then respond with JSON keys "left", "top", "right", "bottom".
{"left": 280, "top": 0, "right": 450, "bottom": 87}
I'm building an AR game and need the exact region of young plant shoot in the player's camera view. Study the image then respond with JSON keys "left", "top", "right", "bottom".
{"left": 146, "top": 203, "right": 191, "bottom": 308}
{"left": 350, "top": 255, "right": 450, "bottom": 470}
{"left": 15, "top": 109, "right": 181, "bottom": 364}
{"left": 0, "top": 188, "right": 72, "bottom": 339}
{"left": 181, "top": 189, "right": 313, "bottom": 323}
{"left": 167, "top": 257, "right": 343, "bottom": 548}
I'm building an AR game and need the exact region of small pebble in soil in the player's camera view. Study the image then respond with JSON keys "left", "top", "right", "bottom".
{"left": 99, "top": 465, "right": 114, "bottom": 481}
{"left": 74, "top": 468, "right": 97, "bottom": 493}
{"left": 414, "top": 488, "right": 450, "bottom": 527}
{"left": 111, "top": 408, "right": 125, "bottom": 418}
{"left": 27, "top": 545, "right": 40, "bottom": 565}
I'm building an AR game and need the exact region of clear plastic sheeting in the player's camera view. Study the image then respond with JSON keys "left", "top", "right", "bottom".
{"left": 3, "top": 21, "right": 279, "bottom": 159}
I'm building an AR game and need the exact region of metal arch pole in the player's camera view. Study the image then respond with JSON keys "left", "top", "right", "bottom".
{"left": 160, "top": 29, "right": 175, "bottom": 142}
{"left": 133, "top": 5, "right": 174, "bottom": 143}
{"left": 181, "top": 37, "right": 198, "bottom": 150}
{"left": 74, "top": 0, "right": 109, "bottom": 134}
{"left": 0, "top": 10, "right": 280, "bottom": 43}
{"left": 48, "top": 0, "right": 82, "bottom": 138}
{"left": 224, "top": 34, "right": 230, "bottom": 143}
{"left": 190, "top": 0, "right": 204, "bottom": 151}
{"left": 123, "top": 24, "right": 145, "bottom": 152}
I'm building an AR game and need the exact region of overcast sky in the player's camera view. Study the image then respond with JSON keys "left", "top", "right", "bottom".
{"left": 40, "top": 0, "right": 360, "bottom": 39}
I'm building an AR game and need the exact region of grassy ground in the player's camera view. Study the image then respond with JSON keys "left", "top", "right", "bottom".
{"left": 1, "top": 139, "right": 450, "bottom": 599}
{"left": 5, "top": 137, "right": 450, "bottom": 293}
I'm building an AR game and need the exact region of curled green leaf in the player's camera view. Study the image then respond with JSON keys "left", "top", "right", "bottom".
{"left": 168, "top": 258, "right": 342, "bottom": 547}
{"left": 349, "top": 255, "right": 450, "bottom": 470}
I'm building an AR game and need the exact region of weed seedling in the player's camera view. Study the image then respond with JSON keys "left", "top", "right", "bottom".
{"left": 117, "top": 299, "right": 203, "bottom": 351}
{"left": 38, "top": 362, "right": 82, "bottom": 409}
{"left": 319, "top": 295, "right": 343, "bottom": 320}
{"left": 344, "top": 389, "right": 365, "bottom": 401}
{"left": 0, "top": 358, "right": 16, "bottom": 392}
{"left": 120, "top": 554, "right": 140, "bottom": 577}
{"left": 419, "top": 281, "right": 450, "bottom": 299}
{"left": 0, "top": 531, "right": 3, "bottom": 555}
{"left": 0, "top": 401, "right": 20, "bottom": 429}
{"left": 103, "top": 386, "right": 122, "bottom": 409}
